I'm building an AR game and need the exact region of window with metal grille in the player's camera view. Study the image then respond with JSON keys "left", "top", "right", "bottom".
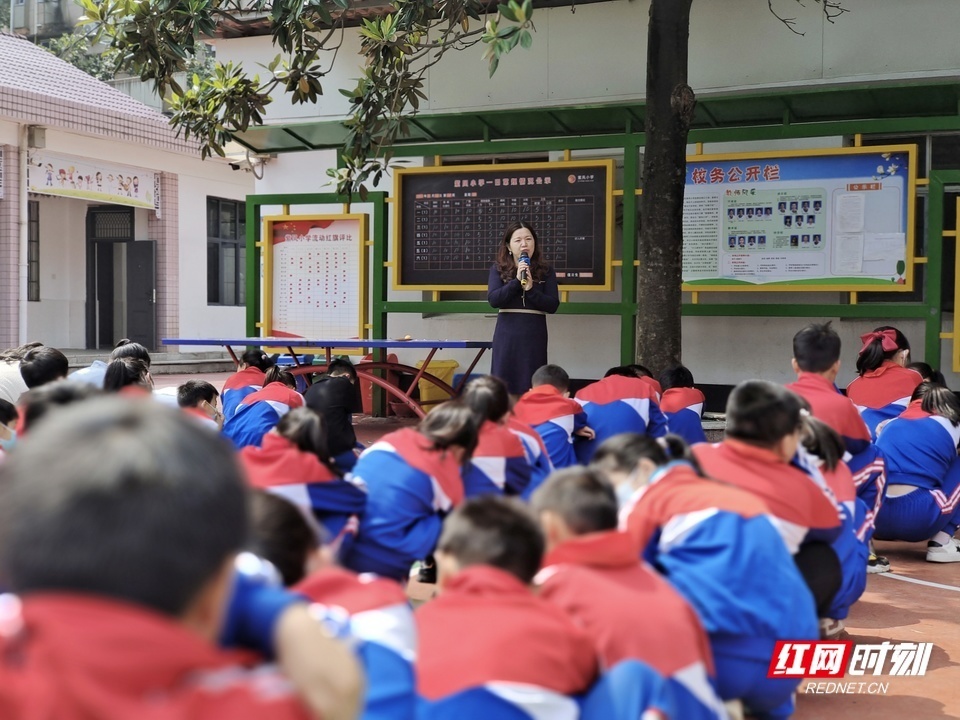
{"left": 27, "top": 200, "right": 39, "bottom": 302}
{"left": 207, "top": 197, "right": 246, "bottom": 306}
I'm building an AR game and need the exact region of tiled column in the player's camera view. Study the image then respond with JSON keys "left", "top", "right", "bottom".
{"left": 148, "top": 172, "right": 179, "bottom": 353}
{"left": 0, "top": 145, "right": 21, "bottom": 349}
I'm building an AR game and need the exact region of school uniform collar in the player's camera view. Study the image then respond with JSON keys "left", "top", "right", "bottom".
{"left": 542, "top": 530, "right": 639, "bottom": 570}
{"left": 794, "top": 372, "right": 842, "bottom": 393}
{"left": 721, "top": 437, "right": 786, "bottom": 465}
{"left": 442, "top": 565, "right": 530, "bottom": 598}
{"left": 860, "top": 360, "right": 904, "bottom": 379}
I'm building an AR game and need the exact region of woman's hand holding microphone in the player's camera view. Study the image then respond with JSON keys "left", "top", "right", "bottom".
{"left": 516, "top": 251, "right": 533, "bottom": 291}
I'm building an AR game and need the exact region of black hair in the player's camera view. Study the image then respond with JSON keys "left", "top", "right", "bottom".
{"left": 626, "top": 364, "right": 655, "bottom": 379}
{"left": 275, "top": 407, "right": 338, "bottom": 475}
{"left": 111, "top": 339, "right": 152, "bottom": 369}
{"left": 437, "top": 495, "right": 544, "bottom": 585}
{"left": 462, "top": 375, "right": 510, "bottom": 424}
{"left": 241, "top": 349, "right": 274, "bottom": 372}
{"left": 495, "top": 221, "right": 549, "bottom": 284}
{"left": 799, "top": 415, "right": 845, "bottom": 472}
{"left": 263, "top": 366, "right": 297, "bottom": 389}
{"left": 19, "top": 346, "right": 69, "bottom": 388}
{"left": 0, "top": 399, "right": 16, "bottom": 426}
{"left": 419, "top": 400, "right": 479, "bottom": 463}
{"left": 249, "top": 490, "right": 319, "bottom": 587}
{"left": 530, "top": 467, "right": 619, "bottom": 535}
{"left": 725, "top": 380, "right": 803, "bottom": 447}
{"left": 907, "top": 362, "right": 947, "bottom": 388}
{"left": 531, "top": 364, "right": 569, "bottom": 393}
{"left": 0, "top": 342, "right": 43, "bottom": 361}
{"left": 103, "top": 357, "right": 151, "bottom": 392}
{"left": 327, "top": 358, "right": 358, "bottom": 382}
{"left": 659, "top": 364, "right": 695, "bottom": 391}
{"left": 0, "top": 398, "right": 247, "bottom": 616}
{"left": 856, "top": 326, "right": 909, "bottom": 376}
{"left": 603, "top": 366, "right": 640, "bottom": 379}
{"left": 912, "top": 383, "right": 960, "bottom": 426}
{"left": 18, "top": 380, "right": 102, "bottom": 433}
{"left": 177, "top": 380, "right": 219, "bottom": 408}
{"left": 793, "top": 322, "right": 842, "bottom": 373}
{"left": 591, "top": 432, "right": 702, "bottom": 476}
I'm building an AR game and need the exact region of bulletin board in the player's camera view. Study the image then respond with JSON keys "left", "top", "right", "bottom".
{"left": 394, "top": 160, "right": 615, "bottom": 291}
{"left": 681, "top": 144, "right": 917, "bottom": 291}
{"left": 261, "top": 215, "right": 368, "bottom": 341}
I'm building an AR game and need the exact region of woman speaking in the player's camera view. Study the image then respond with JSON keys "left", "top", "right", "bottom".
{"left": 487, "top": 221, "right": 560, "bottom": 396}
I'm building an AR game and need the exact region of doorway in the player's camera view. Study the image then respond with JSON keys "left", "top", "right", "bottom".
{"left": 85, "top": 207, "right": 156, "bottom": 350}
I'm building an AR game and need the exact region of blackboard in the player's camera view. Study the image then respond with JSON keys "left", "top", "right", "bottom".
{"left": 394, "top": 160, "right": 614, "bottom": 290}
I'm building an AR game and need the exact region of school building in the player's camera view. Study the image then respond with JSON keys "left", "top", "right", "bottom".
{"left": 0, "top": 31, "right": 252, "bottom": 356}
{"left": 205, "top": 1, "right": 960, "bottom": 390}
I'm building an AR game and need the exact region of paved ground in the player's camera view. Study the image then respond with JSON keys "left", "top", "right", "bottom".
{"left": 159, "top": 371, "right": 960, "bottom": 719}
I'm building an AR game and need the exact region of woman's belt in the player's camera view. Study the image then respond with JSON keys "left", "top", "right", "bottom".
{"left": 498, "top": 309, "right": 546, "bottom": 315}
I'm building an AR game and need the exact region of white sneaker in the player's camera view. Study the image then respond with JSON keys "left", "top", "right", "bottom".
{"left": 819, "top": 618, "right": 846, "bottom": 639}
{"left": 926, "top": 537, "right": 960, "bottom": 563}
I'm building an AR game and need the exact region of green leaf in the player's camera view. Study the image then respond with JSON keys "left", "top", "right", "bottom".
{"left": 497, "top": 3, "right": 517, "bottom": 21}
{"left": 519, "top": 29, "right": 532, "bottom": 49}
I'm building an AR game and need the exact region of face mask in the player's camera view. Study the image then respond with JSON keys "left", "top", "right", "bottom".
{"left": 0, "top": 429, "right": 16, "bottom": 453}
{"left": 615, "top": 478, "right": 638, "bottom": 509}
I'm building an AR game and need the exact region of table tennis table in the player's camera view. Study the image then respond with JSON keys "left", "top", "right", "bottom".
{"left": 162, "top": 337, "right": 493, "bottom": 419}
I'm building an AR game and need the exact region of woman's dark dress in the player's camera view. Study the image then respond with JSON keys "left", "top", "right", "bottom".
{"left": 487, "top": 264, "right": 560, "bottom": 395}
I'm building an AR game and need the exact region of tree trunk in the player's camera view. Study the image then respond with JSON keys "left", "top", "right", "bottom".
{"left": 636, "top": 0, "right": 695, "bottom": 374}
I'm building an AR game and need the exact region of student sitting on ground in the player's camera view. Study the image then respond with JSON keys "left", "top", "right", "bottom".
{"left": 907, "top": 361, "right": 948, "bottom": 388}
{"left": 461, "top": 376, "right": 532, "bottom": 497}
{"left": 417, "top": 495, "right": 598, "bottom": 717}
{"left": 222, "top": 349, "right": 276, "bottom": 418}
{"left": 340, "top": 400, "right": 478, "bottom": 582}
{"left": 574, "top": 365, "right": 667, "bottom": 463}
{"left": 846, "top": 326, "right": 922, "bottom": 439}
{"left": 249, "top": 490, "right": 417, "bottom": 720}
{"left": 623, "top": 363, "right": 663, "bottom": 399}
{"left": 177, "top": 379, "right": 224, "bottom": 429}
{"left": 531, "top": 467, "right": 725, "bottom": 719}
{"left": 511, "top": 364, "right": 593, "bottom": 470}
{"left": 504, "top": 412, "right": 554, "bottom": 502}
{"left": 0, "top": 343, "right": 69, "bottom": 404}
{"left": 304, "top": 358, "right": 363, "bottom": 473}
{"left": 240, "top": 407, "right": 367, "bottom": 556}
{"left": 658, "top": 364, "right": 707, "bottom": 445}
{"left": 693, "top": 381, "right": 843, "bottom": 620}
{"left": 223, "top": 367, "right": 304, "bottom": 449}
{"left": 592, "top": 433, "right": 818, "bottom": 720}
{"left": 0, "top": 397, "right": 362, "bottom": 720}
{"left": 787, "top": 321, "right": 888, "bottom": 574}
{"left": 874, "top": 383, "right": 960, "bottom": 562}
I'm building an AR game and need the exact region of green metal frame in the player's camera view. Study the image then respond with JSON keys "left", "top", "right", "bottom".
{"left": 244, "top": 108, "right": 957, "bottom": 367}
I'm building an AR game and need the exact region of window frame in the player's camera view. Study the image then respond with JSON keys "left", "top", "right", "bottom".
{"left": 206, "top": 197, "right": 246, "bottom": 307}
{"left": 27, "top": 200, "right": 39, "bottom": 302}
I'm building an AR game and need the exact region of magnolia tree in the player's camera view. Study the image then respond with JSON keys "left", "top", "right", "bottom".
{"left": 81, "top": 0, "right": 847, "bottom": 371}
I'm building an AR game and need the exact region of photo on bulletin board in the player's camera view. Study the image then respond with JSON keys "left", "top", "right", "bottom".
{"left": 394, "top": 160, "right": 615, "bottom": 291}
{"left": 681, "top": 144, "right": 917, "bottom": 292}
{"left": 261, "top": 215, "right": 368, "bottom": 342}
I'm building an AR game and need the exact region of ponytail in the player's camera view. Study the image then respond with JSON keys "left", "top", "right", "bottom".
{"left": 915, "top": 383, "right": 960, "bottom": 426}
{"left": 799, "top": 414, "right": 844, "bottom": 472}
{"left": 856, "top": 326, "right": 909, "bottom": 375}
{"left": 264, "top": 366, "right": 296, "bottom": 389}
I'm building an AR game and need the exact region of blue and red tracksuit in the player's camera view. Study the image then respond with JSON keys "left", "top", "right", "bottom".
{"left": 416, "top": 565, "right": 598, "bottom": 718}
{"left": 341, "top": 428, "right": 465, "bottom": 581}
{"left": 875, "top": 400, "right": 960, "bottom": 541}
{"left": 788, "top": 372, "right": 887, "bottom": 540}
{"left": 296, "top": 567, "right": 416, "bottom": 720}
{"left": 221, "top": 366, "right": 267, "bottom": 418}
{"left": 462, "top": 420, "right": 532, "bottom": 498}
{"left": 222, "top": 383, "right": 304, "bottom": 450}
{"left": 537, "top": 530, "right": 726, "bottom": 720}
{"left": 505, "top": 416, "right": 554, "bottom": 500}
{"left": 659, "top": 387, "right": 707, "bottom": 445}
{"left": 574, "top": 375, "right": 668, "bottom": 463}
{"left": 623, "top": 462, "right": 818, "bottom": 720}
{"left": 511, "top": 385, "right": 588, "bottom": 470}
{"left": 846, "top": 361, "right": 923, "bottom": 439}
{"left": 239, "top": 433, "right": 367, "bottom": 554}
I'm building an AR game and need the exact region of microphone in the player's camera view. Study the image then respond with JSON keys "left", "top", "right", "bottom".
{"left": 519, "top": 251, "right": 529, "bottom": 283}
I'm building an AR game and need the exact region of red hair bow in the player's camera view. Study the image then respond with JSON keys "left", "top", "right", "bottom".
{"left": 859, "top": 329, "right": 899, "bottom": 355}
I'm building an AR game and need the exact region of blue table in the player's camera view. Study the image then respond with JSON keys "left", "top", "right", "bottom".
{"left": 162, "top": 337, "right": 493, "bottom": 418}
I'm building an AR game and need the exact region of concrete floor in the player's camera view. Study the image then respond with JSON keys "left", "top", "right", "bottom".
{"left": 159, "top": 371, "right": 960, "bottom": 719}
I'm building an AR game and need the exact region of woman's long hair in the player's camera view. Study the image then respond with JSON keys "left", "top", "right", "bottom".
{"left": 495, "top": 221, "right": 549, "bottom": 283}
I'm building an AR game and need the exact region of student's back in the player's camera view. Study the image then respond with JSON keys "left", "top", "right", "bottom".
{"left": 658, "top": 387, "right": 707, "bottom": 445}
{"left": 223, "top": 382, "right": 304, "bottom": 449}
{"left": 462, "top": 420, "right": 532, "bottom": 497}
{"left": 511, "top": 384, "right": 585, "bottom": 469}
{"left": 574, "top": 374, "right": 667, "bottom": 463}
